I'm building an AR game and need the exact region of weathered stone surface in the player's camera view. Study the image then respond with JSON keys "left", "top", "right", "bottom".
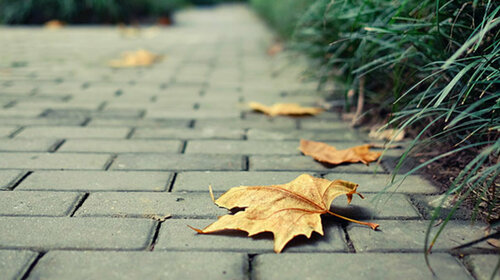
{"left": 29, "top": 251, "right": 247, "bottom": 280}
{"left": 0, "top": 170, "right": 25, "bottom": 190}
{"left": 0, "top": 126, "right": 18, "bottom": 137}
{"left": 155, "top": 218, "right": 347, "bottom": 253}
{"left": 0, "top": 217, "right": 155, "bottom": 250}
{"left": 465, "top": 254, "right": 500, "bottom": 280}
{"left": 173, "top": 171, "right": 314, "bottom": 192}
{"left": 18, "top": 171, "right": 172, "bottom": 191}
{"left": 0, "top": 139, "right": 58, "bottom": 152}
{"left": 253, "top": 253, "right": 472, "bottom": 280}
{"left": 0, "top": 250, "right": 38, "bottom": 280}
{"left": 15, "top": 127, "right": 130, "bottom": 139}
{"left": 87, "top": 118, "right": 190, "bottom": 128}
{"left": 248, "top": 128, "right": 360, "bottom": 141}
{"left": 185, "top": 140, "right": 300, "bottom": 155}
{"left": 133, "top": 127, "right": 244, "bottom": 140}
{"left": 75, "top": 192, "right": 227, "bottom": 218}
{"left": 0, "top": 153, "right": 110, "bottom": 170}
{"left": 0, "top": 191, "right": 81, "bottom": 216}
{"left": 111, "top": 154, "right": 243, "bottom": 171}
{"left": 195, "top": 119, "right": 297, "bottom": 129}
{"left": 59, "top": 139, "right": 182, "bottom": 153}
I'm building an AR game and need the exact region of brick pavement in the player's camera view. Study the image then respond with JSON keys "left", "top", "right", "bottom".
{"left": 0, "top": 4, "right": 496, "bottom": 280}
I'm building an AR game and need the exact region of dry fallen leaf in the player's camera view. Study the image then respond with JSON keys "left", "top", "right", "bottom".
{"left": 267, "top": 42, "right": 284, "bottom": 56}
{"left": 249, "top": 102, "right": 323, "bottom": 117}
{"left": 44, "top": 20, "right": 64, "bottom": 29}
{"left": 109, "top": 49, "right": 162, "bottom": 68}
{"left": 300, "top": 139, "right": 382, "bottom": 165}
{"left": 369, "top": 127, "right": 405, "bottom": 142}
{"left": 190, "top": 174, "right": 379, "bottom": 253}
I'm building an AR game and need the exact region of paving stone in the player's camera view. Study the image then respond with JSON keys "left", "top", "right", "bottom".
{"left": 0, "top": 139, "right": 58, "bottom": 152}
{"left": 465, "top": 254, "right": 500, "bottom": 280}
{"left": 330, "top": 194, "right": 420, "bottom": 219}
{"left": 16, "top": 126, "right": 130, "bottom": 139}
{"left": 0, "top": 170, "right": 25, "bottom": 190}
{"left": 253, "top": 253, "right": 472, "bottom": 280}
{"left": 0, "top": 117, "right": 85, "bottom": 126}
{"left": 195, "top": 119, "right": 297, "bottom": 129}
{"left": 43, "top": 108, "right": 143, "bottom": 119}
{"left": 0, "top": 108, "right": 44, "bottom": 118}
{"left": 134, "top": 127, "right": 244, "bottom": 140}
{"left": 30, "top": 251, "right": 247, "bottom": 280}
{"left": 299, "top": 119, "right": 349, "bottom": 130}
{"left": 76, "top": 192, "right": 226, "bottom": 218}
{"left": 111, "top": 154, "right": 243, "bottom": 171}
{"left": 0, "top": 126, "right": 18, "bottom": 137}
{"left": 185, "top": 140, "right": 301, "bottom": 155}
{"left": 0, "top": 217, "right": 154, "bottom": 250}
{"left": 155, "top": 218, "right": 347, "bottom": 253}
{"left": 250, "top": 155, "right": 386, "bottom": 173}
{"left": 411, "top": 194, "right": 472, "bottom": 220}
{"left": 17, "top": 171, "right": 172, "bottom": 191}
{"left": 0, "top": 153, "right": 110, "bottom": 170}
{"left": 87, "top": 118, "right": 190, "bottom": 128}
{"left": 347, "top": 220, "right": 490, "bottom": 253}
{"left": 248, "top": 128, "right": 361, "bottom": 141}
{"left": 146, "top": 109, "right": 240, "bottom": 119}
{"left": 323, "top": 173, "right": 438, "bottom": 194}
{"left": 0, "top": 191, "right": 82, "bottom": 216}
{"left": 59, "top": 139, "right": 182, "bottom": 153}
{"left": 173, "top": 171, "right": 313, "bottom": 192}
{"left": 0, "top": 250, "right": 38, "bottom": 280}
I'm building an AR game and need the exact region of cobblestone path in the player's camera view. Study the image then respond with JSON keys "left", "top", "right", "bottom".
{"left": 0, "top": 5, "right": 496, "bottom": 280}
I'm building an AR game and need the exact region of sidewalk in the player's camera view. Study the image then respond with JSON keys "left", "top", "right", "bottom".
{"left": 0, "top": 4, "right": 496, "bottom": 280}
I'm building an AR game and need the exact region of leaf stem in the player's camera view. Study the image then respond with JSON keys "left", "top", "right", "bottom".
{"left": 326, "top": 210, "right": 380, "bottom": 230}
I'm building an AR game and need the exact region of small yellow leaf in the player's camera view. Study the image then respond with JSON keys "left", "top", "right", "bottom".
{"left": 300, "top": 139, "right": 381, "bottom": 165}
{"left": 190, "top": 174, "right": 378, "bottom": 253}
{"left": 249, "top": 102, "right": 323, "bottom": 117}
{"left": 109, "top": 49, "right": 163, "bottom": 68}
{"left": 44, "top": 20, "right": 64, "bottom": 29}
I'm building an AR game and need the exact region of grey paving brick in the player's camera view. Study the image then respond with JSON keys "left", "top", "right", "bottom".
{"left": 16, "top": 126, "right": 130, "bottom": 139}
{"left": 58, "top": 139, "right": 182, "bottom": 153}
{"left": 17, "top": 171, "right": 172, "bottom": 191}
{"left": 111, "top": 154, "right": 243, "bottom": 171}
{"left": 0, "top": 139, "right": 58, "bottom": 152}
{"left": 250, "top": 155, "right": 386, "bottom": 173}
{"left": 0, "top": 126, "right": 18, "bottom": 137}
{"left": 0, "top": 250, "right": 38, "bottom": 280}
{"left": 0, "top": 108, "right": 44, "bottom": 118}
{"left": 43, "top": 108, "right": 143, "bottom": 119}
{"left": 185, "top": 140, "right": 300, "bottom": 155}
{"left": 173, "top": 171, "right": 312, "bottom": 192}
{"left": 347, "top": 220, "right": 490, "bottom": 252}
{"left": 411, "top": 194, "right": 472, "bottom": 220}
{"left": 30, "top": 251, "right": 247, "bottom": 280}
{"left": 465, "top": 254, "right": 500, "bottom": 280}
{"left": 0, "top": 117, "right": 85, "bottom": 126}
{"left": 253, "top": 253, "right": 471, "bottom": 280}
{"left": 248, "top": 128, "right": 360, "bottom": 141}
{"left": 146, "top": 109, "right": 240, "bottom": 119}
{"left": 299, "top": 119, "right": 349, "bottom": 130}
{"left": 196, "top": 119, "right": 297, "bottom": 129}
{"left": 134, "top": 127, "right": 244, "bottom": 140}
{"left": 0, "top": 191, "right": 82, "bottom": 216}
{"left": 323, "top": 173, "right": 438, "bottom": 194}
{"left": 76, "top": 192, "right": 226, "bottom": 218}
{"left": 87, "top": 118, "right": 190, "bottom": 128}
{"left": 0, "top": 153, "right": 110, "bottom": 170}
{"left": 0, "top": 217, "right": 154, "bottom": 250}
{"left": 330, "top": 194, "right": 420, "bottom": 219}
{"left": 0, "top": 170, "right": 25, "bottom": 190}
{"left": 155, "top": 218, "right": 346, "bottom": 253}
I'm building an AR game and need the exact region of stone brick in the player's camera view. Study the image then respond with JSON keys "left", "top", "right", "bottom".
{"left": 0, "top": 117, "right": 85, "bottom": 126}
{"left": 111, "top": 154, "right": 243, "bottom": 171}
{"left": 185, "top": 140, "right": 300, "bottom": 155}
{"left": 59, "top": 139, "right": 182, "bottom": 153}
{"left": 133, "top": 127, "right": 244, "bottom": 140}
{"left": 330, "top": 194, "right": 420, "bottom": 219}
{"left": 16, "top": 127, "right": 130, "bottom": 139}
{"left": 323, "top": 173, "right": 438, "bottom": 194}
{"left": 87, "top": 118, "right": 190, "bottom": 128}
{"left": 0, "top": 108, "right": 44, "bottom": 118}
{"left": 299, "top": 119, "right": 350, "bottom": 130}
{"left": 0, "top": 217, "right": 154, "bottom": 250}
{"left": 0, "top": 191, "right": 82, "bottom": 216}
{"left": 250, "top": 155, "right": 386, "bottom": 173}
{"left": 0, "top": 126, "right": 18, "bottom": 137}
{"left": 0, "top": 153, "right": 110, "bottom": 170}
{"left": 196, "top": 119, "right": 297, "bottom": 129}
{"left": 347, "top": 220, "right": 490, "bottom": 253}
{"left": 0, "top": 250, "right": 37, "bottom": 280}
{"left": 155, "top": 218, "right": 347, "bottom": 253}
{"left": 30, "top": 251, "right": 247, "bottom": 280}
{"left": 173, "top": 171, "right": 313, "bottom": 192}
{"left": 411, "top": 194, "right": 472, "bottom": 220}
{"left": 253, "top": 253, "right": 471, "bottom": 280}
{"left": 0, "top": 170, "right": 25, "bottom": 190}
{"left": 146, "top": 109, "right": 240, "bottom": 119}
{"left": 17, "top": 171, "right": 172, "bottom": 191}
{"left": 0, "top": 139, "right": 58, "bottom": 152}
{"left": 465, "top": 254, "right": 500, "bottom": 280}
{"left": 248, "top": 128, "right": 360, "bottom": 141}
{"left": 75, "top": 192, "right": 226, "bottom": 218}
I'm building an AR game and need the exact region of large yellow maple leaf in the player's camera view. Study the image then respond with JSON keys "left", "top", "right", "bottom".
{"left": 190, "top": 174, "right": 378, "bottom": 253}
